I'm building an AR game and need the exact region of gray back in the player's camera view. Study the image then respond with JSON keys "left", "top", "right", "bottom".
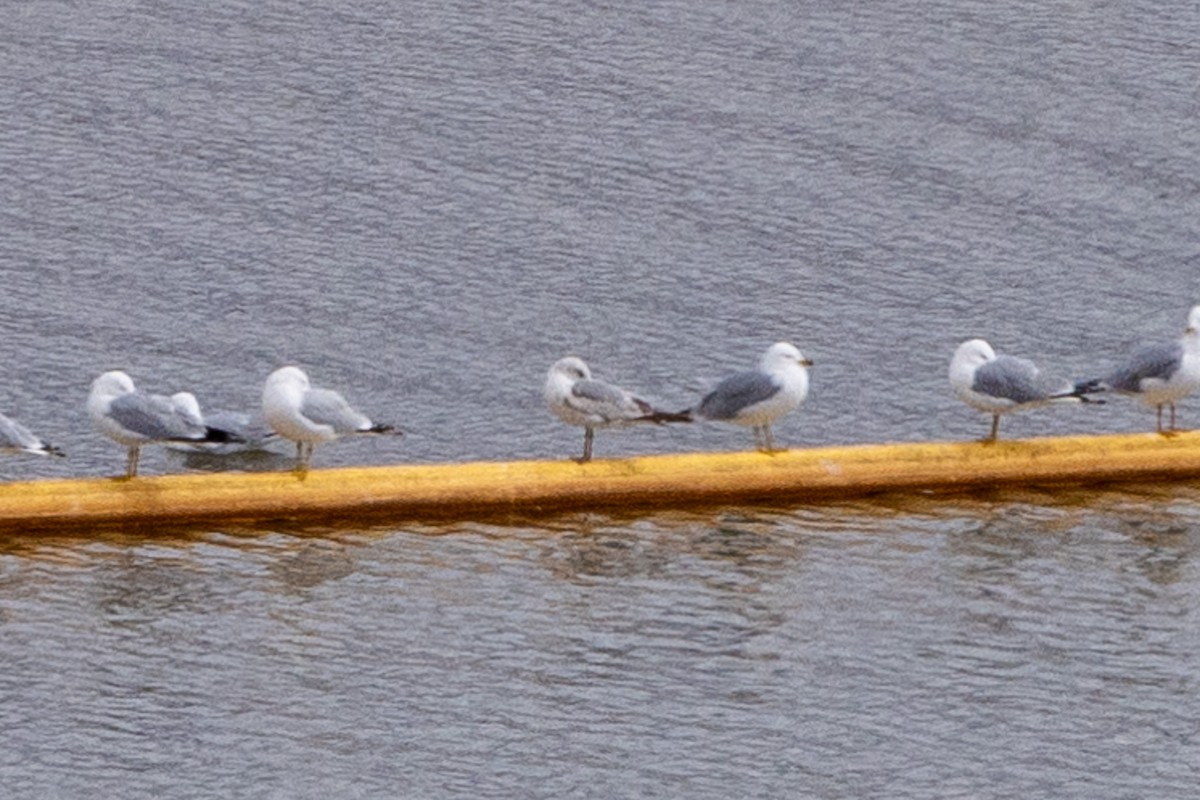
{"left": 301, "top": 388, "right": 371, "bottom": 433}
{"left": 571, "top": 379, "right": 627, "bottom": 407}
{"left": 697, "top": 370, "right": 780, "bottom": 420}
{"left": 972, "top": 355, "right": 1049, "bottom": 404}
{"left": 1107, "top": 341, "right": 1183, "bottom": 392}
{"left": 0, "top": 412, "right": 39, "bottom": 450}
{"left": 108, "top": 393, "right": 202, "bottom": 440}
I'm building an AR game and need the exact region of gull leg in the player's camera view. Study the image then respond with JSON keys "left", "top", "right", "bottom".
{"left": 1160, "top": 404, "right": 1181, "bottom": 437}
{"left": 752, "top": 426, "right": 763, "bottom": 451}
{"left": 125, "top": 446, "right": 140, "bottom": 479}
{"left": 982, "top": 414, "right": 1000, "bottom": 443}
{"left": 295, "top": 441, "right": 316, "bottom": 472}
{"left": 763, "top": 424, "right": 777, "bottom": 453}
{"left": 577, "top": 427, "right": 594, "bottom": 463}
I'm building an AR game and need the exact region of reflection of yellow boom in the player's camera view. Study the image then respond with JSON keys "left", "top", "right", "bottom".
{"left": 3, "top": 431, "right": 1200, "bottom": 531}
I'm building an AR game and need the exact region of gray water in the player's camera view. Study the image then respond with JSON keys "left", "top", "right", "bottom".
{"left": 2, "top": 0, "right": 1200, "bottom": 796}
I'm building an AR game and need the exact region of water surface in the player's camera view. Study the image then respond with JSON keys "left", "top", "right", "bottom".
{"left": 2, "top": 0, "right": 1199, "bottom": 796}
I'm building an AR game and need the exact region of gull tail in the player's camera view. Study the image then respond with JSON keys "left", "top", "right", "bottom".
{"left": 1051, "top": 379, "right": 1107, "bottom": 405}
{"left": 631, "top": 396, "right": 692, "bottom": 425}
{"left": 640, "top": 408, "right": 693, "bottom": 424}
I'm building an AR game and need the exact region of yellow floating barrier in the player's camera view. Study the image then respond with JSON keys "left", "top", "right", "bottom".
{"left": 1, "top": 431, "right": 1199, "bottom": 531}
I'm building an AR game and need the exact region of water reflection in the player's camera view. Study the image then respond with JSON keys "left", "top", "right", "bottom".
{"left": 547, "top": 528, "right": 670, "bottom": 581}
{"left": 268, "top": 540, "right": 357, "bottom": 592}
{"left": 95, "top": 551, "right": 216, "bottom": 626}
{"left": 0, "top": 485, "right": 1196, "bottom": 798}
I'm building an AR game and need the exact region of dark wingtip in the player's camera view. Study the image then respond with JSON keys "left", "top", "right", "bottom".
{"left": 1052, "top": 379, "right": 1107, "bottom": 405}
{"left": 45, "top": 444, "right": 66, "bottom": 458}
{"left": 368, "top": 423, "right": 401, "bottom": 436}
{"left": 204, "top": 426, "right": 245, "bottom": 444}
{"left": 641, "top": 409, "right": 694, "bottom": 425}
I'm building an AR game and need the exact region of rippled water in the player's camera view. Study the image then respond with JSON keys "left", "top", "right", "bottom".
{"left": 2, "top": 491, "right": 1198, "bottom": 798}
{"left": 2, "top": 0, "right": 1200, "bottom": 796}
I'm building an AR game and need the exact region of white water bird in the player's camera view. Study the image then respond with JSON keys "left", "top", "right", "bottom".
{"left": 167, "top": 392, "right": 278, "bottom": 454}
{"left": 1083, "top": 305, "right": 1200, "bottom": 433}
{"left": 0, "top": 410, "right": 64, "bottom": 458}
{"left": 688, "top": 342, "right": 812, "bottom": 452}
{"left": 262, "top": 366, "right": 398, "bottom": 469}
{"left": 949, "top": 339, "right": 1098, "bottom": 442}
{"left": 87, "top": 371, "right": 241, "bottom": 477}
{"left": 544, "top": 356, "right": 689, "bottom": 463}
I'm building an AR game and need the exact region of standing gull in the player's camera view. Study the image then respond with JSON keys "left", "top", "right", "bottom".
{"left": 688, "top": 342, "right": 812, "bottom": 452}
{"left": 544, "top": 356, "right": 689, "bottom": 463}
{"left": 0, "top": 411, "right": 64, "bottom": 458}
{"left": 262, "top": 366, "right": 398, "bottom": 470}
{"left": 87, "top": 371, "right": 241, "bottom": 477}
{"left": 1084, "top": 305, "right": 1200, "bottom": 433}
{"left": 949, "top": 339, "right": 1099, "bottom": 442}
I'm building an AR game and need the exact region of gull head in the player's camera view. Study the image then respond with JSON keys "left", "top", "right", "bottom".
{"left": 170, "top": 392, "right": 204, "bottom": 425}
{"left": 265, "top": 366, "right": 312, "bottom": 392}
{"left": 548, "top": 356, "right": 592, "bottom": 383}
{"left": 1186, "top": 305, "right": 1200, "bottom": 335}
{"left": 951, "top": 339, "right": 997, "bottom": 371}
{"left": 760, "top": 341, "right": 813, "bottom": 371}
{"left": 91, "top": 370, "right": 137, "bottom": 400}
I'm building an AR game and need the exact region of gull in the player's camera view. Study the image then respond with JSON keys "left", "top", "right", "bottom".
{"left": 1083, "top": 305, "right": 1200, "bottom": 434}
{"left": 544, "top": 356, "right": 689, "bottom": 463}
{"left": 167, "top": 392, "right": 278, "bottom": 454}
{"left": 0, "top": 410, "right": 64, "bottom": 458}
{"left": 262, "top": 366, "right": 398, "bottom": 469}
{"left": 949, "top": 339, "right": 1099, "bottom": 442}
{"left": 87, "top": 371, "right": 242, "bottom": 477}
{"left": 688, "top": 342, "right": 812, "bottom": 452}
